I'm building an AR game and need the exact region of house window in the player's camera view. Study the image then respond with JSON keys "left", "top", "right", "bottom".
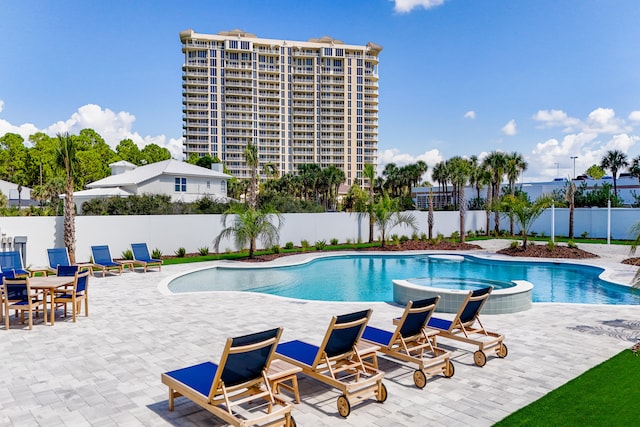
{"left": 221, "top": 180, "right": 227, "bottom": 195}
{"left": 175, "top": 177, "right": 187, "bottom": 192}
{"left": 206, "top": 181, "right": 211, "bottom": 189}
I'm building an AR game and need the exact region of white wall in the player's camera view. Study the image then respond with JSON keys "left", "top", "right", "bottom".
{"left": 1, "top": 208, "right": 638, "bottom": 268}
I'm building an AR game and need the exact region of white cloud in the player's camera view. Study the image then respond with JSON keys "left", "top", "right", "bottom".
{"left": 0, "top": 102, "right": 183, "bottom": 159}
{"left": 392, "top": 0, "right": 446, "bottom": 13}
{"left": 532, "top": 109, "right": 580, "bottom": 130}
{"left": 0, "top": 99, "right": 4, "bottom": 113}
{"left": 527, "top": 131, "right": 639, "bottom": 181}
{"left": 629, "top": 111, "right": 640, "bottom": 122}
{"left": 533, "top": 107, "right": 630, "bottom": 134}
{"left": 501, "top": 119, "right": 517, "bottom": 136}
{"left": 464, "top": 110, "right": 476, "bottom": 120}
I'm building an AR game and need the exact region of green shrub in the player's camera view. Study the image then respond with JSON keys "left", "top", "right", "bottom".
{"left": 284, "top": 241, "right": 294, "bottom": 250}
{"left": 175, "top": 247, "right": 186, "bottom": 257}
{"left": 580, "top": 231, "right": 589, "bottom": 239}
{"left": 151, "top": 248, "right": 162, "bottom": 259}
{"left": 530, "top": 231, "right": 538, "bottom": 237}
{"left": 198, "top": 246, "right": 209, "bottom": 255}
{"left": 121, "top": 249, "right": 134, "bottom": 260}
{"left": 510, "top": 240, "right": 520, "bottom": 249}
{"left": 346, "top": 238, "right": 352, "bottom": 244}
{"left": 547, "top": 240, "right": 556, "bottom": 251}
{"left": 399, "top": 235, "right": 409, "bottom": 243}
{"left": 450, "top": 231, "right": 460, "bottom": 240}
{"left": 411, "top": 233, "right": 419, "bottom": 241}
{"left": 420, "top": 233, "right": 427, "bottom": 241}
{"left": 540, "top": 232, "right": 547, "bottom": 238}
{"left": 467, "top": 230, "right": 476, "bottom": 239}
{"left": 314, "top": 240, "right": 327, "bottom": 250}
{"left": 330, "top": 238, "right": 339, "bottom": 245}
{"left": 567, "top": 240, "right": 578, "bottom": 249}
{"left": 301, "top": 240, "right": 309, "bottom": 250}
{"left": 271, "top": 245, "right": 281, "bottom": 254}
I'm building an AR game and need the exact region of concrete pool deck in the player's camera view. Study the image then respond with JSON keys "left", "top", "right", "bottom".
{"left": 1, "top": 241, "right": 639, "bottom": 426}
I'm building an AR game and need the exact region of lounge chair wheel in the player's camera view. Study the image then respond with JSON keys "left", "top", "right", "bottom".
{"left": 497, "top": 342, "right": 508, "bottom": 358}
{"left": 413, "top": 369, "right": 427, "bottom": 388}
{"left": 443, "top": 360, "right": 455, "bottom": 378}
{"left": 376, "top": 382, "right": 388, "bottom": 402}
{"left": 473, "top": 350, "right": 487, "bottom": 367}
{"left": 337, "top": 395, "right": 351, "bottom": 418}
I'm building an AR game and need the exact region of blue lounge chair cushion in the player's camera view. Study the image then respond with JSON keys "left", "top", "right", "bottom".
{"left": 48, "top": 248, "right": 70, "bottom": 270}
{"left": 131, "top": 243, "right": 161, "bottom": 263}
{"left": 164, "top": 361, "right": 219, "bottom": 397}
{"left": 361, "top": 326, "right": 393, "bottom": 347}
{"left": 277, "top": 340, "right": 319, "bottom": 367}
{"left": 427, "top": 317, "right": 453, "bottom": 331}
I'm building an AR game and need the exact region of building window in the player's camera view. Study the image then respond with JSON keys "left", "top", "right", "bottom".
{"left": 221, "top": 180, "right": 227, "bottom": 194}
{"left": 206, "top": 181, "right": 211, "bottom": 189}
{"left": 175, "top": 177, "right": 187, "bottom": 192}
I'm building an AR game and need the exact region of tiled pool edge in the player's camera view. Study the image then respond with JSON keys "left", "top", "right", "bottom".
{"left": 393, "top": 279, "right": 534, "bottom": 314}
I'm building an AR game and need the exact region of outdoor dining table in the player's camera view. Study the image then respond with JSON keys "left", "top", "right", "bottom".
{"left": 29, "top": 276, "right": 75, "bottom": 326}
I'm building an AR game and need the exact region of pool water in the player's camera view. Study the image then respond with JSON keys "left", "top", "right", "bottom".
{"left": 167, "top": 254, "right": 640, "bottom": 305}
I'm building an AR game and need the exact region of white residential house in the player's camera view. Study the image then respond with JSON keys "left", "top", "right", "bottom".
{"left": 73, "top": 159, "right": 232, "bottom": 213}
{"left": 0, "top": 179, "right": 34, "bottom": 207}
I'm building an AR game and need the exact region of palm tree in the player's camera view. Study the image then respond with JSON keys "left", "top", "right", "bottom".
{"left": 448, "top": 157, "right": 471, "bottom": 242}
{"left": 565, "top": 179, "right": 577, "bottom": 240}
{"left": 243, "top": 142, "right": 259, "bottom": 208}
{"left": 629, "top": 155, "right": 640, "bottom": 185}
{"left": 213, "top": 204, "right": 284, "bottom": 259}
{"left": 321, "top": 165, "right": 345, "bottom": 210}
{"left": 505, "top": 152, "right": 528, "bottom": 235}
{"left": 362, "top": 163, "right": 376, "bottom": 243}
{"left": 600, "top": 149, "right": 628, "bottom": 196}
{"left": 370, "top": 193, "right": 417, "bottom": 247}
{"left": 482, "top": 151, "right": 507, "bottom": 235}
{"left": 499, "top": 194, "right": 554, "bottom": 249}
{"left": 55, "top": 133, "right": 79, "bottom": 264}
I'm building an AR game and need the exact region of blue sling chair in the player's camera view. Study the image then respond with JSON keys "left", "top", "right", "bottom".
{"left": 130, "top": 243, "right": 162, "bottom": 272}
{"left": 90, "top": 245, "right": 124, "bottom": 277}
{"left": 0, "top": 251, "right": 29, "bottom": 277}
{"left": 427, "top": 287, "right": 508, "bottom": 367}
{"left": 47, "top": 247, "right": 71, "bottom": 275}
{"left": 2, "top": 274, "right": 47, "bottom": 330}
{"left": 360, "top": 297, "right": 455, "bottom": 389}
{"left": 161, "top": 327, "right": 295, "bottom": 427}
{"left": 275, "top": 309, "right": 387, "bottom": 418}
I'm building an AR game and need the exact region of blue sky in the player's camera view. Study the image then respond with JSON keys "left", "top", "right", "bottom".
{"left": 1, "top": 0, "right": 639, "bottom": 182}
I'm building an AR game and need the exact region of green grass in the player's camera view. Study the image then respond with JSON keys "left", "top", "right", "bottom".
{"left": 494, "top": 349, "right": 640, "bottom": 426}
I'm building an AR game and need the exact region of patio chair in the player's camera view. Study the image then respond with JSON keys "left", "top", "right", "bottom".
{"left": 47, "top": 247, "right": 71, "bottom": 274}
{"left": 90, "top": 245, "right": 124, "bottom": 277}
{"left": 0, "top": 251, "right": 29, "bottom": 277}
{"left": 53, "top": 269, "right": 90, "bottom": 322}
{"left": 427, "top": 287, "right": 508, "bottom": 367}
{"left": 275, "top": 309, "right": 387, "bottom": 418}
{"left": 131, "top": 243, "right": 162, "bottom": 272}
{"left": 2, "top": 276, "right": 47, "bottom": 330}
{"left": 360, "top": 297, "right": 455, "bottom": 388}
{"left": 161, "top": 327, "right": 295, "bottom": 427}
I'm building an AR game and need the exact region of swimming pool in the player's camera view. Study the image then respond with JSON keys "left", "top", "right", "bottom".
{"left": 166, "top": 254, "right": 640, "bottom": 306}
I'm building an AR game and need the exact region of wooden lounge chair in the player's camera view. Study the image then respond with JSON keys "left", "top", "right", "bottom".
{"left": 360, "top": 297, "right": 455, "bottom": 388}
{"left": 0, "top": 251, "right": 29, "bottom": 277}
{"left": 161, "top": 327, "right": 295, "bottom": 427}
{"left": 427, "top": 287, "right": 508, "bottom": 367}
{"left": 275, "top": 309, "right": 387, "bottom": 418}
{"left": 131, "top": 243, "right": 162, "bottom": 272}
{"left": 90, "top": 245, "right": 124, "bottom": 277}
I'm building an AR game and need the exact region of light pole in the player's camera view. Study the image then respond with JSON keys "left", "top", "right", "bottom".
{"left": 570, "top": 156, "right": 578, "bottom": 179}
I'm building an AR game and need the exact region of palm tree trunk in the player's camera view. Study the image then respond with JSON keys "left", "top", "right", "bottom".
{"left": 64, "top": 179, "right": 76, "bottom": 264}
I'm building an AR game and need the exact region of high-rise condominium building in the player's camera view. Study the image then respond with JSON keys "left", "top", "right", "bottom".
{"left": 180, "top": 29, "right": 382, "bottom": 185}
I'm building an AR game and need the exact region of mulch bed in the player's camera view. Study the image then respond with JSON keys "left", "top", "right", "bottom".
{"left": 622, "top": 257, "right": 640, "bottom": 266}
{"left": 496, "top": 244, "right": 599, "bottom": 259}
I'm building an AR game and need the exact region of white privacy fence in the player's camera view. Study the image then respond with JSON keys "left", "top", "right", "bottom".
{"left": 1, "top": 207, "right": 638, "bottom": 267}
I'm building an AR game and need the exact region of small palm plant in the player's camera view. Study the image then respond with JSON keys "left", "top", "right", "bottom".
{"left": 214, "top": 203, "right": 284, "bottom": 259}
